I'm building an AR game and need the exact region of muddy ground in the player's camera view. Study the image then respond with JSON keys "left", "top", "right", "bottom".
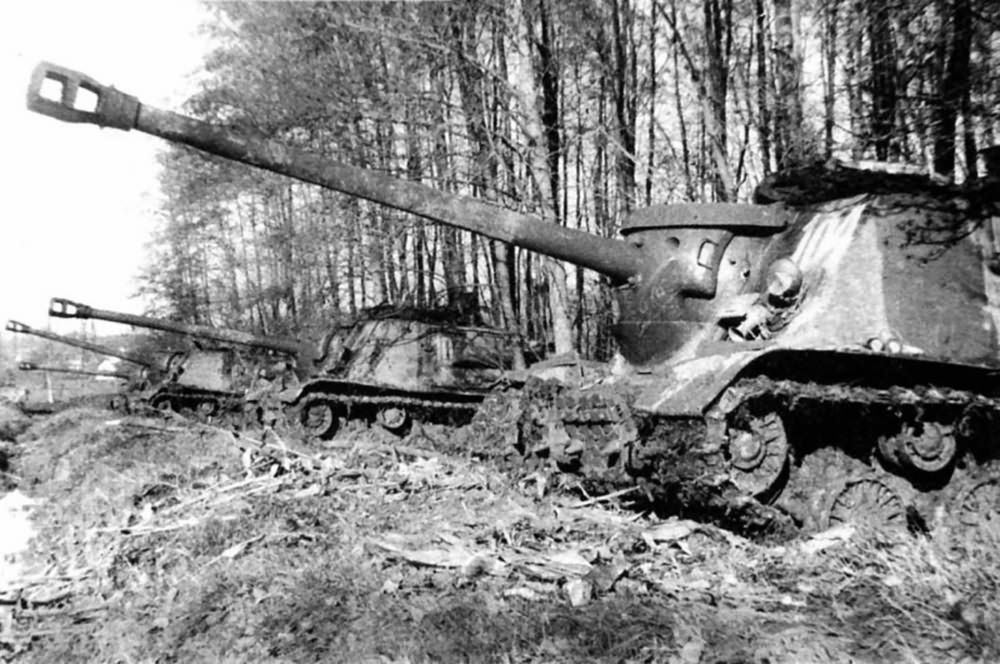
{"left": 0, "top": 403, "right": 997, "bottom": 663}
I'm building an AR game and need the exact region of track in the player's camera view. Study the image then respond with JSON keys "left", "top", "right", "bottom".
{"left": 268, "top": 390, "right": 483, "bottom": 440}
{"left": 465, "top": 376, "right": 1000, "bottom": 540}
{"left": 152, "top": 372, "right": 1000, "bottom": 541}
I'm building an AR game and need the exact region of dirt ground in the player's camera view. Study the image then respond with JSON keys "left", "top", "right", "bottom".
{"left": 0, "top": 403, "right": 997, "bottom": 664}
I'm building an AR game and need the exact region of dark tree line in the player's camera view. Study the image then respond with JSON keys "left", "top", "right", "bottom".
{"left": 139, "top": 0, "right": 1000, "bottom": 359}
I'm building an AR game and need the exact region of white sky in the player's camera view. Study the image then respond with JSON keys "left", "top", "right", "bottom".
{"left": 0, "top": 0, "right": 210, "bottom": 341}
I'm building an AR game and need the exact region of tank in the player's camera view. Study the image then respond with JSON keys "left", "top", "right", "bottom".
{"left": 28, "top": 62, "right": 1000, "bottom": 537}
{"left": 47, "top": 297, "right": 299, "bottom": 418}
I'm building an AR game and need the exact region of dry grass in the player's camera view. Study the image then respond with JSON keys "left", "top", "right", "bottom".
{"left": 3, "top": 411, "right": 999, "bottom": 663}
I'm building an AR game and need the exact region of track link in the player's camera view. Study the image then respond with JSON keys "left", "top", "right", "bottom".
{"left": 466, "top": 375, "right": 1000, "bottom": 540}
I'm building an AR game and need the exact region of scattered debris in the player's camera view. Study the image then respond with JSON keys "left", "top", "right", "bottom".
{"left": 563, "top": 578, "right": 593, "bottom": 607}
{"left": 518, "top": 549, "right": 592, "bottom": 581}
{"left": 568, "top": 486, "right": 640, "bottom": 508}
{"left": 370, "top": 535, "right": 484, "bottom": 571}
{"left": 799, "top": 524, "right": 856, "bottom": 555}
{"left": 205, "top": 534, "right": 266, "bottom": 566}
{"left": 642, "top": 518, "right": 701, "bottom": 549}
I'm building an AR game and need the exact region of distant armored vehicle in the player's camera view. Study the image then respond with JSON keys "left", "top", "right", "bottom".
{"left": 16, "top": 360, "right": 132, "bottom": 412}
{"left": 47, "top": 298, "right": 298, "bottom": 418}
{"left": 28, "top": 62, "right": 1000, "bottom": 537}
{"left": 6, "top": 319, "right": 155, "bottom": 371}
{"left": 7, "top": 318, "right": 158, "bottom": 407}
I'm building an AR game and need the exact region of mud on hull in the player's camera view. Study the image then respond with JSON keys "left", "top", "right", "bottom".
{"left": 467, "top": 371, "right": 1000, "bottom": 541}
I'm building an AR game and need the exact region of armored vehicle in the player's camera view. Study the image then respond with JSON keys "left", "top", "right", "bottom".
{"left": 28, "top": 62, "right": 1000, "bottom": 536}
{"left": 47, "top": 297, "right": 299, "bottom": 418}
{"left": 16, "top": 360, "right": 132, "bottom": 412}
{"left": 7, "top": 318, "right": 159, "bottom": 408}
{"left": 266, "top": 299, "right": 525, "bottom": 439}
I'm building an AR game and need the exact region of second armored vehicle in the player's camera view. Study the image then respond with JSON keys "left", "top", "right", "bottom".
{"left": 263, "top": 299, "right": 525, "bottom": 439}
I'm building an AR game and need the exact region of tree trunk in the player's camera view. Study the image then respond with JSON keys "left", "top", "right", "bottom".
{"left": 822, "top": 0, "right": 838, "bottom": 159}
{"left": 933, "top": 0, "right": 972, "bottom": 178}
{"left": 513, "top": 0, "right": 573, "bottom": 355}
{"left": 669, "top": 1, "right": 693, "bottom": 198}
{"left": 703, "top": 0, "right": 733, "bottom": 200}
{"left": 658, "top": 0, "right": 734, "bottom": 199}
{"left": 867, "top": 1, "right": 897, "bottom": 160}
{"left": 645, "top": 1, "right": 658, "bottom": 206}
{"left": 773, "top": 0, "right": 806, "bottom": 168}
{"left": 754, "top": 0, "right": 771, "bottom": 174}
{"left": 610, "top": 0, "right": 639, "bottom": 212}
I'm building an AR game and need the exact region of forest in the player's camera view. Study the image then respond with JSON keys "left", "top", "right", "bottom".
{"left": 141, "top": 0, "right": 1000, "bottom": 360}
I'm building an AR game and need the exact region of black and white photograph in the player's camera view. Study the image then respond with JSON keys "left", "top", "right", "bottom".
{"left": 2, "top": 0, "right": 999, "bottom": 661}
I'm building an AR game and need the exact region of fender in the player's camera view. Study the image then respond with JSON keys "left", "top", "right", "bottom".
{"left": 637, "top": 346, "right": 1000, "bottom": 417}
{"left": 279, "top": 378, "right": 488, "bottom": 407}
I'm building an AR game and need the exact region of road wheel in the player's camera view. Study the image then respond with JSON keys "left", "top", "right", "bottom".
{"left": 300, "top": 399, "right": 340, "bottom": 440}
{"left": 725, "top": 411, "right": 789, "bottom": 500}
{"left": 376, "top": 407, "right": 410, "bottom": 435}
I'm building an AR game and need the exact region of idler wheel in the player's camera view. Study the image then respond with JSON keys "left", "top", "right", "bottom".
{"left": 827, "top": 477, "right": 906, "bottom": 531}
{"left": 376, "top": 407, "right": 410, "bottom": 434}
{"left": 725, "top": 412, "right": 788, "bottom": 498}
{"left": 300, "top": 399, "right": 340, "bottom": 440}
{"left": 955, "top": 477, "right": 1000, "bottom": 533}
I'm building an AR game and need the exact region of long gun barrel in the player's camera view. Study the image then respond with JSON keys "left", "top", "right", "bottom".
{"left": 6, "top": 319, "right": 153, "bottom": 368}
{"left": 48, "top": 297, "right": 304, "bottom": 357}
{"left": 18, "top": 361, "right": 130, "bottom": 380}
{"left": 26, "top": 62, "right": 646, "bottom": 283}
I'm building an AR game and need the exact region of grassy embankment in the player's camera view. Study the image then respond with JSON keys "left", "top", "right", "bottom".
{"left": 0, "top": 406, "right": 997, "bottom": 663}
